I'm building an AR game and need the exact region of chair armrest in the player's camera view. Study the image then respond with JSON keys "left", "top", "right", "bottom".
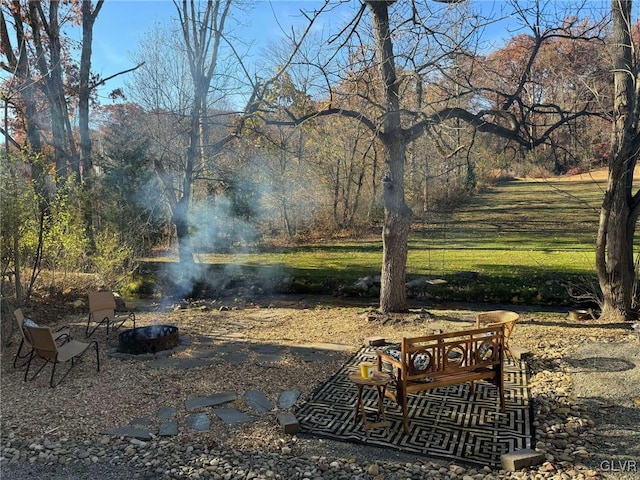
{"left": 53, "top": 326, "right": 72, "bottom": 344}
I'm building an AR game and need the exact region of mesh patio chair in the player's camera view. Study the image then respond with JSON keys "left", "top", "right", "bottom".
{"left": 13, "top": 309, "right": 71, "bottom": 369}
{"left": 23, "top": 325, "right": 99, "bottom": 388}
{"left": 86, "top": 291, "right": 135, "bottom": 338}
{"left": 476, "top": 310, "right": 520, "bottom": 361}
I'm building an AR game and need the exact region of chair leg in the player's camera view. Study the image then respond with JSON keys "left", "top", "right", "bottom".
{"left": 24, "top": 354, "right": 50, "bottom": 383}
{"left": 50, "top": 342, "right": 100, "bottom": 388}
{"left": 86, "top": 316, "right": 109, "bottom": 338}
{"left": 111, "top": 313, "right": 135, "bottom": 335}
{"left": 13, "top": 339, "right": 30, "bottom": 369}
{"left": 50, "top": 361, "right": 58, "bottom": 388}
{"left": 23, "top": 350, "right": 33, "bottom": 381}
{"left": 94, "top": 341, "right": 100, "bottom": 372}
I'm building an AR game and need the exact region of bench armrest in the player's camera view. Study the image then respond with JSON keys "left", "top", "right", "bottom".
{"left": 376, "top": 350, "right": 404, "bottom": 377}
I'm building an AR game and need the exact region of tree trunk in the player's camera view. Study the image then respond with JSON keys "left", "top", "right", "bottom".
{"left": 367, "top": 0, "right": 412, "bottom": 313}
{"left": 29, "top": 1, "right": 79, "bottom": 181}
{"left": 173, "top": 199, "right": 194, "bottom": 266}
{"left": 79, "top": 1, "right": 103, "bottom": 254}
{"left": 596, "top": 0, "right": 640, "bottom": 321}
{"left": 380, "top": 137, "right": 412, "bottom": 312}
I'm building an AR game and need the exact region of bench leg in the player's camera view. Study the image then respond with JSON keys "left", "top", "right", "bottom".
{"left": 397, "top": 385, "right": 410, "bottom": 434}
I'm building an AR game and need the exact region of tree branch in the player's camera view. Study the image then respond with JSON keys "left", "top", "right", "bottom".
{"left": 265, "top": 106, "right": 379, "bottom": 134}
{"left": 90, "top": 63, "right": 145, "bottom": 90}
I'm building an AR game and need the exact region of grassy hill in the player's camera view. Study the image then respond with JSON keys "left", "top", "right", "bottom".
{"left": 408, "top": 176, "right": 606, "bottom": 305}
{"left": 141, "top": 170, "right": 637, "bottom": 308}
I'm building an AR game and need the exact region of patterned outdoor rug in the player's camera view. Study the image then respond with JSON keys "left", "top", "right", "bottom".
{"left": 295, "top": 346, "right": 533, "bottom": 467}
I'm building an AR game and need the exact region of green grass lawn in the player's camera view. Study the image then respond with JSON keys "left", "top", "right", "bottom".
{"left": 140, "top": 175, "right": 635, "bottom": 306}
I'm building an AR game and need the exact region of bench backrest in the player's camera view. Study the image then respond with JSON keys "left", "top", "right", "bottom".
{"left": 400, "top": 325, "right": 504, "bottom": 382}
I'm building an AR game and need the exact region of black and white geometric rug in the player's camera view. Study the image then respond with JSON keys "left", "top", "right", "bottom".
{"left": 295, "top": 346, "right": 533, "bottom": 467}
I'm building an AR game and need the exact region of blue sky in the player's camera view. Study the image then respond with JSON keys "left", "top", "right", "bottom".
{"left": 87, "top": 0, "right": 527, "bottom": 101}
{"left": 89, "top": 1, "right": 358, "bottom": 100}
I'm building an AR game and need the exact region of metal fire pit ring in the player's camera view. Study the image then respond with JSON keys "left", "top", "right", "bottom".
{"left": 118, "top": 325, "right": 179, "bottom": 355}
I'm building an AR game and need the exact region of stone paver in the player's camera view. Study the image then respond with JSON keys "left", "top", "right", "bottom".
{"left": 104, "top": 337, "right": 344, "bottom": 440}
{"left": 256, "top": 353, "right": 284, "bottom": 363}
{"left": 249, "top": 344, "right": 288, "bottom": 354}
{"left": 223, "top": 351, "right": 249, "bottom": 365}
{"left": 158, "top": 421, "right": 178, "bottom": 436}
{"left": 244, "top": 390, "right": 273, "bottom": 413}
{"left": 173, "top": 358, "right": 218, "bottom": 369}
{"left": 147, "top": 358, "right": 183, "bottom": 369}
{"left": 157, "top": 406, "right": 177, "bottom": 421}
{"left": 196, "top": 336, "right": 216, "bottom": 344}
{"left": 211, "top": 342, "right": 244, "bottom": 353}
{"left": 278, "top": 390, "right": 300, "bottom": 409}
{"left": 192, "top": 349, "right": 222, "bottom": 359}
{"left": 213, "top": 408, "right": 254, "bottom": 426}
{"left": 186, "top": 413, "right": 210, "bottom": 431}
{"left": 185, "top": 392, "right": 237, "bottom": 411}
{"left": 129, "top": 417, "right": 152, "bottom": 427}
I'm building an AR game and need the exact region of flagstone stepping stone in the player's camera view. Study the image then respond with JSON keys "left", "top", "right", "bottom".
{"left": 158, "top": 421, "right": 179, "bottom": 436}
{"left": 174, "top": 358, "right": 218, "bottom": 369}
{"left": 213, "top": 407, "right": 254, "bottom": 426}
{"left": 192, "top": 349, "right": 223, "bottom": 359}
{"left": 185, "top": 392, "right": 237, "bottom": 411}
{"left": 222, "top": 351, "right": 249, "bottom": 365}
{"left": 148, "top": 358, "right": 183, "bottom": 369}
{"left": 186, "top": 413, "right": 210, "bottom": 431}
{"left": 218, "top": 332, "right": 246, "bottom": 339}
{"left": 129, "top": 417, "right": 153, "bottom": 427}
{"left": 215, "top": 342, "right": 246, "bottom": 353}
{"left": 249, "top": 344, "right": 288, "bottom": 354}
{"left": 256, "top": 353, "right": 284, "bottom": 363}
{"left": 104, "top": 426, "right": 153, "bottom": 440}
{"left": 244, "top": 390, "right": 273, "bottom": 413}
{"left": 157, "top": 406, "right": 177, "bottom": 421}
{"left": 197, "top": 336, "right": 216, "bottom": 344}
{"left": 291, "top": 349, "right": 336, "bottom": 362}
{"left": 278, "top": 390, "right": 301, "bottom": 409}
{"left": 205, "top": 330, "right": 228, "bottom": 337}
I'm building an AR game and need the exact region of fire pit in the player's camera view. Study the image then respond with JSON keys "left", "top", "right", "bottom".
{"left": 118, "top": 325, "right": 180, "bottom": 355}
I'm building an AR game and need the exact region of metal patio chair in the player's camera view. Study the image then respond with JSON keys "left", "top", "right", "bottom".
{"left": 86, "top": 291, "right": 135, "bottom": 338}
{"left": 23, "top": 325, "right": 99, "bottom": 388}
{"left": 13, "top": 309, "right": 71, "bottom": 369}
{"left": 475, "top": 310, "right": 520, "bottom": 361}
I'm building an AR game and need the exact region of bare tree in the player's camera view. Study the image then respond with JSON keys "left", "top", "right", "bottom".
{"left": 264, "top": 0, "right": 609, "bottom": 313}
{"left": 128, "top": 0, "right": 322, "bottom": 271}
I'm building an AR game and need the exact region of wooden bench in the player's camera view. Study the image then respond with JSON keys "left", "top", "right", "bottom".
{"left": 376, "top": 325, "right": 506, "bottom": 434}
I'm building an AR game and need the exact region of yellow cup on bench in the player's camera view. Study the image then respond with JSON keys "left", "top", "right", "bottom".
{"left": 360, "top": 361, "right": 375, "bottom": 379}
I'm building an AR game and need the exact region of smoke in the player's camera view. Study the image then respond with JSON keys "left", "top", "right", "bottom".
{"left": 135, "top": 153, "right": 325, "bottom": 301}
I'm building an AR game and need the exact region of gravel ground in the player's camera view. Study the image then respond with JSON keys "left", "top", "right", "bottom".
{"left": 564, "top": 342, "right": 640, "bottom": 474}
{"left": 2, "top": 298, "right": 639, "bottom": 479}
